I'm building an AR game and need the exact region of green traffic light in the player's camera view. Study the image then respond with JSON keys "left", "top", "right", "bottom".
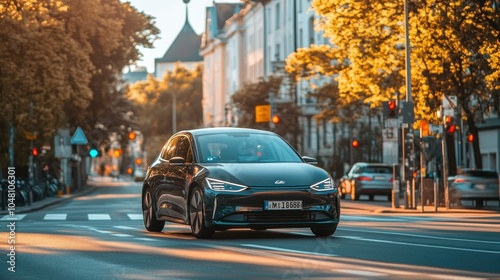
{"left": 89, "top": 148, "right": 99, "bottom": 158}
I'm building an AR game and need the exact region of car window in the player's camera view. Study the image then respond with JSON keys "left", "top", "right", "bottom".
{"left": 175, "top": 136, "right": 191, "bottom": 160}
{"left": 195, "top": 132, "right": 302, "bottom": 163}
{"left": 160, "top": 137, "right": 178, "bottom": 160}
{"left": 363, "top": 166, "right": 392, "bottom": 174}
{"left": 459, "top": 169, "right": 498, "bottom": 178}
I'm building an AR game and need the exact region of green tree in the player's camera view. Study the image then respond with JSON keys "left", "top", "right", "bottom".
{"left": 0, "top": 0, "right": 159, "bottom": 167}
{"left": 126, "top": 64, "right": 203, "bottom": 163}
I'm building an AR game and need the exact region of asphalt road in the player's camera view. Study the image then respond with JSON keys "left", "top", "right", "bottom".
{"left": 1, "top": 178, "right": 500, "bottom": 280}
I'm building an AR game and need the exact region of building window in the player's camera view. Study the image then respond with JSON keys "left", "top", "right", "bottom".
{"left": 309, "top": 16, "right": 315, "bottom": 45}
{"left": 276, "top": 3, "right": 280, "bottom": 30}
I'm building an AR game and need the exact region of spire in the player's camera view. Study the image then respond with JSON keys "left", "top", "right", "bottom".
{"left": 183, "top": 0, "right": 190, "bottom": 25}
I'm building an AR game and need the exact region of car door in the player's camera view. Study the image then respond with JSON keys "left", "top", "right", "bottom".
{"left": 167, "top": 135, "right": 193, "bottom": 221}
{"left": 154, "top": 137, "right": 178, "bottom": 218}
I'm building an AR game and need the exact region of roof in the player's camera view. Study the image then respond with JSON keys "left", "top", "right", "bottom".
{"left": 156, "top": 19, "right": 202, "bottom": 63}
{"left": 179, "top": 127, "right": 275, "bottom": 136}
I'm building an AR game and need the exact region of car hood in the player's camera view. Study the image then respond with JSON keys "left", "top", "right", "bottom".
{"left": 202, "top": 162, "right": 329, "bottom": 187}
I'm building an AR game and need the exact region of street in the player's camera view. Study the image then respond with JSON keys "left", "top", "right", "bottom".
{"left": 1, "top": 178, "right": 500, "bottom": 280}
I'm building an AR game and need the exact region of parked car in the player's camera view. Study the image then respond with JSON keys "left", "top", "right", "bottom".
{"left": 339, "top": 162, "right": 394, "bottom": 201}
{"left": 449, "top": 169, "right": 500, "bottom": 207}
{"left": 142, "top": 127, "right": 341, "bottom": 239}
{"left": 134, "top": 169, "right": 146, "bottom": 182}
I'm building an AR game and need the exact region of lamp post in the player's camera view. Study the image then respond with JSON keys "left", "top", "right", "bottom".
{"left": 169, "top": 80, "right": 177, "bottom": 134}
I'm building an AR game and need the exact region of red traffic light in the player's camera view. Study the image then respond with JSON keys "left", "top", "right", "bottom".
{"left": 388, "top": 100, "right": 397, "bottom": 118}
{"left": 128, "top": 131, "right": 137, "bottom": 140}
{"left": 446, "top": 125, "right": 456, "bottom": 134}
{"left": 271, "top": 115, "right": 281, "bottom": 124}
{"left": 31, "top": 147, "right": 39, "bottom": 157}
{"left": 467, "top": 133, "right": 474, "bottom": 143}
{"left": 352, "top": 139, "right": 360, "bottom": 148}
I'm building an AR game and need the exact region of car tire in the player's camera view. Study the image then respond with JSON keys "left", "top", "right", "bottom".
{"left": 189, "top": 187, "right": 215, "bottom": 239}
{"left": 310, "top": 224, "right": 337, "bottom": 237}
{"left": 142, "top": 187, "right": 165, "bottom": 232}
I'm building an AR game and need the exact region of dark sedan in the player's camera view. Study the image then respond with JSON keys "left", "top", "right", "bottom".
{"left": 142, "top": 127, "right": 340, "bottom": 238}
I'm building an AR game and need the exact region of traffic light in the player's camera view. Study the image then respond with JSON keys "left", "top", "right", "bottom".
{"left": 128, "top": 131, "right": 137, "bottom": 141}
{"left": 444, "top": 116, "right": 456, "bottom": 134}
{"left": 31, "top": 147, "right": 39, "bottom": 157}
{"left": 271, "top": 115, "right": 281, "bottom": 124}
{"left": 467, "top": 133, "right": 474, "bottom": 143}
{"left": 383, "top": 100, "right": 397, "bottom": 118}
{"left": 351, "top": 139, "right": 360, "bottom": 148}
{"left": 89, "top": 148, "right": 99, "bottom": 158}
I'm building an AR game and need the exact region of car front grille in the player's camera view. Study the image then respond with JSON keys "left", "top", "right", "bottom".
{"left": 221, "top": 211, "right": 332, "bottom": 223}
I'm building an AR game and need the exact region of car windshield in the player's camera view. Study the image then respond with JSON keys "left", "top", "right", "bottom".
{"left": 361, "top": 166, "right": 393, "bottom": 174}
{"left": 458, "top": 169, "right": 498, "bottom": 178}
{"left": 195, "top": 132, "right": 302, "bottom": 163}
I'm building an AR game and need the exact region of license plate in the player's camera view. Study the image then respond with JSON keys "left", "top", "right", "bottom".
{"left": 475, "top": 184, "right": 486, "bottom": 190}
{"left": 264, "top": 200, "right": 302, "bottom": 210}
{"left": 374, "top": 176, "right": 385, "bottom": 180}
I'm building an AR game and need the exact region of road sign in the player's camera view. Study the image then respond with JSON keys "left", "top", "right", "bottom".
{"left": 443, "top": 95, "right": 457, "bottom": 116}
{"left": 71, "top": 127, "right": 88, "bottom": 145}
{"left": 255, "top": 105, "right": 271, "bottom": 123}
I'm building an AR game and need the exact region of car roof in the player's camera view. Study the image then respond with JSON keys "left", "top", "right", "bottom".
{"left": 181, "top": 127, "right": 276, "bottom": 137}
{"left": 354, "top": 162, "right": 392, "bottom": 167}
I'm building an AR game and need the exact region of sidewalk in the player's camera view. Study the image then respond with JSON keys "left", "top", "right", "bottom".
{"left": 0, "top": 175, "right": 132, "bottom": 216}
{"left": 342, "top": 197, "right": 500, "bottom": 214}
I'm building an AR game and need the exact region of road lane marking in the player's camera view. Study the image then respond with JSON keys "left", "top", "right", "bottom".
{"left": 242, "top": 244, "right": 337, "bottom": 257}
{"left": 111, "top": 233, "right": 133, "bottom": 237}
{"left": 0, "top": 214, "right": 26, "bottom": 221}
{"left": 430, "top": 275, "right": 487, "bottom": 280}
{"left": 114, "top": 226, "right": 140, "bottom": 230}
{"left": 134, "top": 238, "right": 158, "bottom": 242}
{"left": 339, "top": 236, "right": 500, "bottom": 254}
{"left": 340, "top": 228, "right": 500, "bottom": 245}
{"left": 88, "top": 214, "right": 111, "bottom": 220}
{"left": 127, "top": 214, "right": 143, "bottom": 220}
{"left": 44, "top": 214, "right": 67, "bottom": 220}
{"left": 334, "top": 269, "right": 386, "bottom": 277}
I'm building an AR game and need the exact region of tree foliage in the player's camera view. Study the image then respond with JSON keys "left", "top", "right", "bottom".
{"left": 232, "top": 75, "right": 302, "bottom": 146}
{"left": 0, "top": 0, "right": 159, "bottom": 166}
{"left": 286, "top": 0, "right": 500, "bottom": 168}
{"left": 126, "top": 64, "right": 204, "bottom": 162}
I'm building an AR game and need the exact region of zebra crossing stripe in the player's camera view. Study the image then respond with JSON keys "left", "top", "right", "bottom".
{"left": 0, "top": 214, "right": 26, "bottom": 221}
{"left": 88, "top": 214, "right": 111, "bottom": 220}
{"left": 44, "top": 214, "right": 67, "bottom": 220}
{"left": 127, "top": 214, "right": 143, "bottom": 220}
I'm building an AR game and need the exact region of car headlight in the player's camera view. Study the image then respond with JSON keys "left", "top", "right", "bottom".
{"left": 205, "top": 178, "right": 248, "bottom": 192}
{"left": 310, "top": 178, "right": 336, "bottom": 192}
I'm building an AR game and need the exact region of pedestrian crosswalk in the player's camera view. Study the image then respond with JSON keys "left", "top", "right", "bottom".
{"left": 0, "top": 213, "right": 144, "bottom": 221}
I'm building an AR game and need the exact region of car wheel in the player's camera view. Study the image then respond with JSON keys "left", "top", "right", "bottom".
{"left": 310, "top": 224, "right": 338, "bottom": 237}
{"left": 142, "top": 187, "right": 165, "bottom": 232}
{"left": 189, "top": 187, "right": 214, "bottom": 239}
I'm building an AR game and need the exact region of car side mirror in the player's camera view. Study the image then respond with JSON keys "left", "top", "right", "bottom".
{"left": 302, "top": 156, "right": 317, "bottom": 165}
{"left": 169, "top": 156, "right": 185, "bottom": 164}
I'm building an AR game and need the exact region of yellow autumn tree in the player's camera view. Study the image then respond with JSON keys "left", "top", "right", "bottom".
{"left": 286, "top": 0, "right": 500, "bottom": 169}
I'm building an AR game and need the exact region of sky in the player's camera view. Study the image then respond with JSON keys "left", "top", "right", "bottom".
{"left": 125, "top": 0, "right": 235, "bottom": 73}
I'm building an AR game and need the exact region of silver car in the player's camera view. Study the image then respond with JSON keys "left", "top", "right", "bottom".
{"left": 449, "top": 169, "right": 500, "bottom": 207}
{"left": 340, "top": 162, "right": 394, "bottom": 201}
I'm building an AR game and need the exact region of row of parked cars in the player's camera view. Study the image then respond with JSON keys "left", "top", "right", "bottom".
{"left": 338, "top": 162, "right": 500, "bottom": 206}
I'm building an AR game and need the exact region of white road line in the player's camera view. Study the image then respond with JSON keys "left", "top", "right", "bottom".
{"left": 242, "top": 244, "right": 337, "bottom": 257}
{"left": 334, "top": 269, "right": 386, "bottom": 277}
{"left": 44, "top": 214, "right": 67, "bottom": 220}
{"left": 135, "top": 238, "right": 158, "bottom": 242}
{"left": 127, "top": 214, "right": 143, "bottom": 220}
{"left": 111, "top": 233, "right": 133, "bottom": 237}
{"left": 430, "top": 274, "right": 487, "bottom": 280}
{"left": 0, "top": 214, "right": 26, "bottom": 221}
{"left": 341, "top": 228, "right": 500, "bottom": 245}
{"left": 113, "top": 226, "right": 140, "bottom": 230}
{"left": 88, "top": 214, "right": 111, "bottom": 220}
{"left": 340, "top": 236, "right": 500, "bottom": 254}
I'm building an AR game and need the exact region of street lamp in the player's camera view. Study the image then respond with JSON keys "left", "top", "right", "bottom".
{"left": 169, "top": 81, "right": 177, "bottom": 134}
